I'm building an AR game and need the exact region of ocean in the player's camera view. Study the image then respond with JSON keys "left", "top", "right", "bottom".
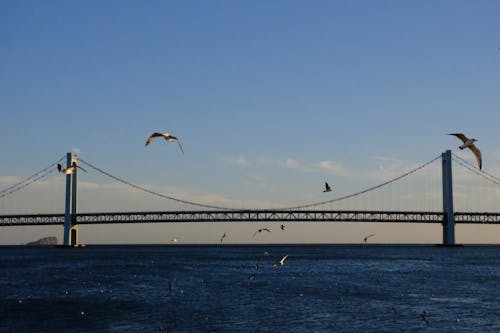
{"left": 0, "top": 244, "right": 499, "bottom": 332}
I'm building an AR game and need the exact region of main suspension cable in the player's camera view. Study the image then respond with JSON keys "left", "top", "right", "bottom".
{"left": 0, "top": 155, "right": 66, "bottom": 199}
{"left": 452, "top": 153, "right": 500, "bottom": 186}
{"left": 79, "top": 158, "right": 236, "bottom": 210}
{"left": 79, "top": 155, "right": 441, "bottom": 211}
{"left": 278, "top": 155, "right": 442, "bottom": 210}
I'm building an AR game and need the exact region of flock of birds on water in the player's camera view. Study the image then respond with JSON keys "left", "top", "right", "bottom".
{"left": 53, "top": 131, "right": 484, "bottom": 328}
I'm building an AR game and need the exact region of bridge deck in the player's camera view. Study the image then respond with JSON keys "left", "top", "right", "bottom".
{"left": 1, "top": 210, "right": 500, "bottom": 226}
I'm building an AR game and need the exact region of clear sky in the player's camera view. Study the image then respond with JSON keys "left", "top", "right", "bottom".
{"left": 1, "top": 1, "right": 499, "bottom": 245}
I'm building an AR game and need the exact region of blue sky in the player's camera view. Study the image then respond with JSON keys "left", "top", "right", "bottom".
{"left": 1, "top": 1, "right": 499, "bottom": 244}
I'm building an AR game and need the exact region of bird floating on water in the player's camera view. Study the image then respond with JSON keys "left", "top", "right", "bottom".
{"left": 145, "top": 132, "right": 184, "bottom": 154}
{"left": 57, "top": 162, "right": 87, "bottom": 174}
{"left": 253, "top": 228, "right": 271, "bottom": 237}
{"left": 363, "top": 234, "right": 375, "bottom": 244}
{"left": 323, "top": 182, "right": 332, "bottom": 192}
{"left": 448, "top": 133, "right": 482, "bottom": 170}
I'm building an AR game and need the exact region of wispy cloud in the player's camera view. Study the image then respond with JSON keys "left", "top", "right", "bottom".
{"left": 257, "top": 157, "right": 352, "bottom": 177}
{"left": 244, "top": 173, "right": 268, "bottom": 190}
{"left": 219, "top": 155, "right": 250, "bottom": 167}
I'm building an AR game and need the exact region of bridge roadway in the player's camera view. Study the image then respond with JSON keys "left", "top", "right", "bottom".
{"left": 1, "top": 210, "right": 500, "bottom": 226}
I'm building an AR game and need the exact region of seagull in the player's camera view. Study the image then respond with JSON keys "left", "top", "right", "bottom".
{"left": 448, "top": 133, "right": 482, "bottom": 169}
{"left": 363, "top": 234, "right": 375, "bottom": 244}
{"left": 279, "top": 255, "right": 288, "bottom": 266}
{"left": 323, "top": 182, "right": 332, "bottom": 192}
{"left": 220, "top": 232, "right": 226, "bottom": 243}
{"left": 280, "top": 224, "right": 285, "bottom": 231}
{"left": 253, "top": 228, "right": 271, "bottom": 237}
{"left": 57, "top": 162, "right": 87, "bottom": 174}
{"left": 145, "top": 132, "right": 184, "bottom": 154}
{"left": 171, "top": 238, "right": 179, "bottom": 244}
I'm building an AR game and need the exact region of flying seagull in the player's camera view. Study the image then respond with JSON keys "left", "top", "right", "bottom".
{"left": 448, "top": 133, "right": 482, "bottom": 169}
{"left": 280, "top": 224, "right": 285, "bottom": 231}
{"left": 363, "top": 234, "right": 375, "bottom": 244}
{"left": 253, "top": 228, "right": 271, "bottom": 237}
{"left": 279, "top": 255, "right": 289, "bottom": 266}
{"left": 145, "top": 132, "right": 184, "bottom": 154}
{"left": 220, "top": 232, "right": 226, "bottom": 243}
{"left": 323, "top": 182, "right": 332, "bottom": 192}
{"left": 57, "top": 162, "right": 87, "bottom": 174}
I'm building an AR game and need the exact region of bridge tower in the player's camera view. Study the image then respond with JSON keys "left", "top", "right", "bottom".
{"left": 62, "top": 152, "right": 79, "bottom": 246}
{"left": 441, "top": 149, "right": 455, "bottom": 246}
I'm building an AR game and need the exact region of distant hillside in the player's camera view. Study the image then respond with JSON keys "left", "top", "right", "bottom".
{"left": 26, "top": 237, "right": 58, "bottom": 246}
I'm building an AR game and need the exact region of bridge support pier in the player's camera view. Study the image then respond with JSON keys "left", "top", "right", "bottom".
{"left": 441, "top": 150, "right": 455, "bottom": 246}
{"left": 63, "top": 152, "right": 80, "bottom": 247}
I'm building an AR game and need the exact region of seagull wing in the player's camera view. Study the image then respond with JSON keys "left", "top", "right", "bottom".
{"left": 448, "top": 133, "right": 469, "bottom": 144}
{"left": 57, "top": 164, "right": 62, "bottom": 172}
{"left": 145, "top": 132, "right": 163, "bottom": 146}
{"left": 263, "top": 228, "right": 271, "bottom": 233}
{"left": 468, "top": 144, "right": 482, "bottom": 170}
{"left": 280, "top": 255, "right": 288, "bottom": 265}
{"left": 175, "top": 138, "right": 184, "bottom": 154}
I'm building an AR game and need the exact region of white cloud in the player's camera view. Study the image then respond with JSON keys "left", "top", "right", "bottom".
{"left": 219, "top": 155, "right": 250, "bottom": 167}
{"left": 243, "top": 173, "right": 268, "bottom": 190}
{"left": 257, "top": 157, "right": 352, "bottom": 177}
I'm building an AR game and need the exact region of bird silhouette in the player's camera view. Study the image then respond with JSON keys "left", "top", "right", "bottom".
{"left": 448, "top": 133, "right": 482, "bottom": 169}
{"left": 253, "top": 228, "right": 271, "bottom": 237}
{"left": 57, "top": 162, "right": 87, "bottom": 174}
{"left": 220, "top": 232, "right": 226, "bottom": 243}
{"left": 323, "top": 182, "right": 332, "bottom": 192}
{"left": 363, "top": 234, "right": 375, "bottom": 244}
{"left": 145, "top": 132, "right": 184, "bottom": 154}
{"left": 280, "top": 224, "right": 285, "bottom": 231}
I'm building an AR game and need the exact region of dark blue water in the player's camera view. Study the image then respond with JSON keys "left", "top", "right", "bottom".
{"left": 1, "top": 245, "right": 499, "bottom": 332}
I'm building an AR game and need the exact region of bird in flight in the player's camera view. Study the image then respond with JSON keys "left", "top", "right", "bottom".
{"left": 448, "top": 133, "right": 482, "bottom": 169}
{"left": 57, "top": 162, "right": 87, "bottom": 174}
{"left": 363, "top": 234, "right": 375, "bottom": 244}
{"left": 220, "top": 232, "right": 226, "bottom": 243}
{"left": 280, "top": 224, "right": 285, "bottom": 231}
{"left": 145, "top": 132, "right": 184, "bottom": 154}
{"left": 323, "top": 182, "right": 332, "bottom": 192}
{"left": 253, "top": 228, "right": 271, "bottom": 237}
{"left": 274, "top": 254, "right": 289, "bottom": 267}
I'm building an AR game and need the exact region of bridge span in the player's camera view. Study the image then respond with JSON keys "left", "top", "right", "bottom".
{"left": 1, "top": 150, "right": 499, "bottom": 246}
{"left": 1, "top": 210, "right": 500, "bottom": 226}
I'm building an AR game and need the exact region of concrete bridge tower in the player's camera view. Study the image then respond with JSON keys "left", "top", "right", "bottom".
{"left": 62, "top": 152, "right": 79, "bottom": 246}
{"left": 441, "top": 149, "right": 455, "bottom": 246}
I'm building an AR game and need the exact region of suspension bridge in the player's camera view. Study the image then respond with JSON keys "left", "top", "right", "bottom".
{"left": 1, "top": 150, "right": 499, "bottom": 246}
